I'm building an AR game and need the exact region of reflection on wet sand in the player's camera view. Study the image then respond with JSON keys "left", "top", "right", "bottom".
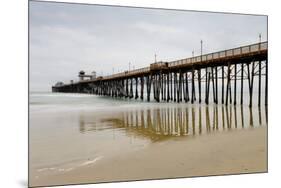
{"left": 79, "top": 105, "right": 267, "bottom": 142}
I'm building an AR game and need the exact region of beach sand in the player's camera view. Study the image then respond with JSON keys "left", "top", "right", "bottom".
{"left": 30, "top": 126, "right": 267, "bottom": 187}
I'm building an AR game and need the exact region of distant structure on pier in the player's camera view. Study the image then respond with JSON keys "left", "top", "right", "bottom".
{"left": 54, "top": 81, "right": 64, "bottom": 87}
{"left": 79, "top": 70, "right": 97, "bottom": 81}
{"left": 78, "top": 70, "right": 85, "bottom": 81}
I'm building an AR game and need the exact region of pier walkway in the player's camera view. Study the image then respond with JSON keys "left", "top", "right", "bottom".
{"left": 52, "top": 41, "right": 268, "bottom": 107}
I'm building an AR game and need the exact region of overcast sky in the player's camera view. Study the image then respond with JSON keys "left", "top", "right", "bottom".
{"left": 29, "top": 1, "right": 267, "bottom": 91}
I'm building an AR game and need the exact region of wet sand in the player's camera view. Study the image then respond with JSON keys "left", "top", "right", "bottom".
{"left": 31, "top": 126, "right": 267, "bottom": 187}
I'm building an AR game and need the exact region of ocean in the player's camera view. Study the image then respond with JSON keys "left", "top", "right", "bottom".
{"left": 29, "top": 91, "right": 267, "bottom": 182}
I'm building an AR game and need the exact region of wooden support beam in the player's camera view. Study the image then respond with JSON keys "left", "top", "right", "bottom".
{"left": 161, "top": 73, "right": 164, "bottom": 101}
{"left": 117, "top": 80, "right": 120, "bottom": 97}
{"left": 116, "top": 81, "right": 119, "bottom": 97}
{"left": 115, "top": 81, "right": 118, "bottom": 97}
{"left": 178, "top": 70, "right": 182, "bottom": 103}
{"left": 174, "top": 72, "right": 177, "bottom": 102}
{"left": 199, "top": 106, "right": 202, "bottom": 134}
{"left": 135, "top": 77, "right": 139, "bottom": 99}
{"left": 247, "top": 63, "right": 251, "bottom": 98}
{"left": 125, "top": 78, "right": 129, "bottom": 98}
{"left": 265, "top": 60, "right": 268, "bottom": 106}
{"left": 186, "top": 72, "right": 189, "bottom": 102}
{"left": 225, "top": 63, "right": 231, "bottom": 105}
{"left": 177, "top": 72, "right": 180, "bottom": 103}
{"left": 258, "top": 60, "right": 262, "bottom": 107}
{"left": 154, "top": 74, "right": 157, "bottom": 101}
{"left": 206, "top": 72, "right": 211, "bottom": 104}
{"left": 114, "top": 81, "right": 116, "bottom": 97}
{"left": 110, "top": 81, "right": 113, "bottom": 97}
{"left": 222, "top": 66, "right": 224, "bottom": 104}
{"left": 191, "top": 69, "right": 195, "bottom": 103}
{"left": 249, "top": 61, "right": 255, "bottom": 107}
{"left": 153, "top": 75, "right": 156, "bottom": 100}
{"left": 198, "top": 69, "right": 201, "bottom": 103}
{"left": 156, "top": 74, "right": 159, "bottom": 101}
{"left": 240, "top": 63, "right": 244, "bottom": 105}
{"left": 170, "top": 72, "right": 173, "bottom": 101}
{"left": 140, "top": 76, "right": 144, "bottom": 100}
{"left": 215, "top": 66, "right": 218, "bottom": 104}
{"left": 177, "top": 72, "right": 179, "bottom": 103}
{"left": 130, "top": 78, "right": 133, "bottom": 99}
{"left": 146, "top": 75, "right": 150, "bottom": 101}
{"left": 229, "top": 74, "right": 232, "bottom": 104}
{"left": 183, "top": 72, "right": 187, "bottom": 102}
{"left": 167, "top": 73, "right": 170, "bottom": 102}
{"left": 163, "top": 74, "right": 166, "bottom": 101}
{"left": 205, "top": 67, "right": 208, "bottom": 103}
{"left": 234, "top": 63, "right": 237, "bottom": 105}
{"left": 183, "top": 72, "right": 188, "bottom": 102}
{"left": 211, "top": 67, "right": 215, "bottom": 103}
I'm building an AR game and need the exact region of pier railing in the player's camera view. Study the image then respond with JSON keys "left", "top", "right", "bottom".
{"left": 58, "top": 41, "right": 268, "bottom": 84}
{"left": 169, "top": 41, "right": 267, "bottom": 67}
{"left": 102, "top": 41, "right": 267, "bottom": 80}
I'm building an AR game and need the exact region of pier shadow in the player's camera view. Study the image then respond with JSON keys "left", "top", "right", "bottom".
{"left": 79, "top": 105, "right": 267, "bottom": 142}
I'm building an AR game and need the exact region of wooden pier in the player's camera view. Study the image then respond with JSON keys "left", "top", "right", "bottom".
{"left": 52, "top": 41, "right": 268, "bottom": 106}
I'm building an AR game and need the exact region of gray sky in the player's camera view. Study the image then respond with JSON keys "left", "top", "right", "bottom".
{"left": 29, "top": 1, "right": 267, "bottom": 91}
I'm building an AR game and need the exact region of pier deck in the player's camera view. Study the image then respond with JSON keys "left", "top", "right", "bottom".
{"left": 52, "top": 41, "right": 268, "bottom": 107}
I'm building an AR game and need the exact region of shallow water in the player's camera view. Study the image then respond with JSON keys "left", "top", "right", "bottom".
{"left": 29, "top": 92, "right": 267, "bottom": 179}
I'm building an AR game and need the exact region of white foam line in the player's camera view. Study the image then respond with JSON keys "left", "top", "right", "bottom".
{"left": 37, "top": 156, "right": 103, "bottom": 174}
{"left": 80, "top": 156, "right": 103, "bottom": 166}
{"left": 64, "top": 168, "right": 74, "bottom": 172}
{"left": 37, "top": 167, "right": 56, "bottom": 172}
{"left": 37, "top": 168, "right": 48, "bottom": 172}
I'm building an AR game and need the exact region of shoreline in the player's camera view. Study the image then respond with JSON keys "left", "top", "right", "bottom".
{"left": 30, "top": 126, "right": 267, "bottom": 187}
